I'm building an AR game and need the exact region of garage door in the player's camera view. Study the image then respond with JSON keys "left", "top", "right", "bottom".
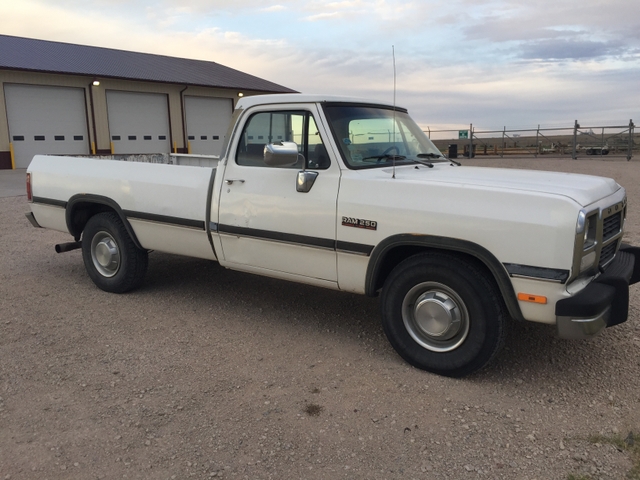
{"left": 106, "top": 91, "right": 170, "bottom": 154}
{"left": 184, "top": 96, "right": 233, "bottom": 156}
{"left": 4, "top": 84, "right": 90, "bottom": 168}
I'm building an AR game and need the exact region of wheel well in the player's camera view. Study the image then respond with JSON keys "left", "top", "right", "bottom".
{"left": 372, "top": 245, "right": 427, "bottom": 293}
{"left": 367, "top": 241, "right": 523, "bottom": 322}
{"left": 372, "top": 246, "right": 494, "bottom": 293}
{"left": 65, "top": 195, "right": 143, "bottom": 250}
{"left": 68, "top": 202, "right": 116, "bottom": 240}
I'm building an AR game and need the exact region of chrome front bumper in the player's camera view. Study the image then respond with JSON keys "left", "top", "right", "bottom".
{"left": 557, "top": 307, "right": 610, "bottom": 340}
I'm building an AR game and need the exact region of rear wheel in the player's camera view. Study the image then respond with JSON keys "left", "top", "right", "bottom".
{"left": 82, "top": 212, "right": 148, "bottom": 293}
{"left": 380, "top": 252, "right": 506, "bottom": 377}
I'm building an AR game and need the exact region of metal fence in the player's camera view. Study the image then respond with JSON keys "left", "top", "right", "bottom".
{"left": 427, "top": 119, "right": 637, "bottom": 160}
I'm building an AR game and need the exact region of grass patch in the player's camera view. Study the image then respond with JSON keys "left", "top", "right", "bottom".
{"left": 303, "top": 403, "right": 324, "bottom": 417}
{"left": 586, "top": 432, "right": 640, "bottom": 479}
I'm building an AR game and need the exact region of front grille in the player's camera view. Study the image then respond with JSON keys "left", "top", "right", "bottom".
{"left": 599, "top": 240, "right": 618, "bottom": 267}
{"left": 603, "top": 212, "right": 622, "bottom": 242}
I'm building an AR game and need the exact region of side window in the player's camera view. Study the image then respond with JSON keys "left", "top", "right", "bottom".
{"left": 236, "top": 111, "right": 330, "bottom": 169}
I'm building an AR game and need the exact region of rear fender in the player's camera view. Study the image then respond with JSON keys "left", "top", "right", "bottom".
{"left": 66, "top": 194, "right": 143, "bottom": 249}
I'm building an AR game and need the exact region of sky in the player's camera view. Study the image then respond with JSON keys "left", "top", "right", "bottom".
{"left": 2, "top": 0, "right": 639, "bottom": 135}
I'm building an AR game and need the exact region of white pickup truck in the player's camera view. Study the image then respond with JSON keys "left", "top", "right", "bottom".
{"left": 26, "top": 94, "right": 640, "bottom": 377}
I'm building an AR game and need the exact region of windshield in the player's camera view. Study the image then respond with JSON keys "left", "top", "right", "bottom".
{"left": 322, "top": 104, "right": 444, "bottom": 169}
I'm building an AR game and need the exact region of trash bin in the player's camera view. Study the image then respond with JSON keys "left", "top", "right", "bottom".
{"left": 448, "top": 144, "right": 458, "bottom": 158}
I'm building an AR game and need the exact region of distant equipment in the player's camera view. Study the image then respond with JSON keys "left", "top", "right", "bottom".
{"left": 585, "top": 145, "right": 609, "bottom": 155}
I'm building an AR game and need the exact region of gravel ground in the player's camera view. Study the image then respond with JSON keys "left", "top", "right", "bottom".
{"left": 1, "top": 156, "right": 639, "bottom": 480}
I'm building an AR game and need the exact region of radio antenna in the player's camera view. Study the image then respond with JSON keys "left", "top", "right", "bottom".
{"left": 392, "top": 45, "right": 397, "bottom": 179}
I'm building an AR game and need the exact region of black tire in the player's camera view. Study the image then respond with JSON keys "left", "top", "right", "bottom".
{"left": 380, "top": 252, "right": 506, "bottom": 377}
{"left": 81, "top": 212, "right": 148, "bottom": 293}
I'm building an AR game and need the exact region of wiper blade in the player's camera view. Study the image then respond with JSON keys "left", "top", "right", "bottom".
{"left": 412, "top": 158, "right": 434, "bottom": 168}
{"left": 417, "top": 152, "right": 461, "bottom": 166}
{"left": 361, "top": 154, "right": 407, "bottom": 162}
{"left": 417, "top": 153, "right": 442, "bottom": 159}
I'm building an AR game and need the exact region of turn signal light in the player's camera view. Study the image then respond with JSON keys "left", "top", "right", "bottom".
{"left": 517, "top": 293, "right": 547, "bottom": 304}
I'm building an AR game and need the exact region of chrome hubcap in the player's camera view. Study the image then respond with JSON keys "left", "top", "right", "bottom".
{"left": 413, "top": 291, "right": 461, "bottom": 338}
{"left": 91, "top": 231, "right": 120, "bottom": 277}
{"left": 402, "top": 282, "right": 469, "bottom": 352}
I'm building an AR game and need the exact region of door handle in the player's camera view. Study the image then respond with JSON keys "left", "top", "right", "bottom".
{"left": 225, "top": 179, "right": 245, "bottom": 185}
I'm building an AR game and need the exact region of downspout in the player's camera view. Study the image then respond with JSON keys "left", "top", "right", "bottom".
{"left": 180, "top": 86, "right": 189, "bottom": 154}
{"left": 88, "top": 82, "right": 99, "bottom": 155}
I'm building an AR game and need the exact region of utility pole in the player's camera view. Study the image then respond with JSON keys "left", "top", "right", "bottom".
{"left": 572, "top": 120, "right": 579, "bottom": 160}
{"left": 628, "top": 119, "right": 635, "bottom": 161}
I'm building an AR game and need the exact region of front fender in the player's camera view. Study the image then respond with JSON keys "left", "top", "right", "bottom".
{"left": 365, "top": 233, "right": 524, "bottom": 322}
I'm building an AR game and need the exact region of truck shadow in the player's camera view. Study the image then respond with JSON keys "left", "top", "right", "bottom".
{"left": 142, "top": 251, "right": 387, "bottom": 342}
{"left": 473, "top": 317, "right": 634, "bottom": 392}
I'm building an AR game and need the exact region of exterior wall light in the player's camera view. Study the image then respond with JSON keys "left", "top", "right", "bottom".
{"left": 92, "top": 80, "right": 100, "bottom": 86}
{"left": 238, "top": 92, "right": 244, "bottom": 97}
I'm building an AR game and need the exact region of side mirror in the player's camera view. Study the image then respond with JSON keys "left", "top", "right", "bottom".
{"left": 264, "top": 141, "right": 300, "bottom": 167}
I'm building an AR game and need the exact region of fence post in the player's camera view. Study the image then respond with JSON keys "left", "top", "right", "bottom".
{"left": 469, "top": 124, "right": 473, "bottom": 158}
{"left": 572, "top": 120, "right": 579, "bottom": 159}
{"left": 501, "top": 127, "right": 505, "bottom": 158}
{"left": 629, "top": 119, "right": 635, "bottom": 161}
{"left": 535, "top": 125, "right": 539, "bottom": 157}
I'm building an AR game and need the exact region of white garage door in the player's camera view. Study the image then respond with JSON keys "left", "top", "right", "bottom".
{"left": 185, "top": 96, "right": 233, "bottom": 156}
{"left": 4, "top": 84, "right": 90, "bottom": 168}
{"left": 106, "top": 91, "right": 170, "bottom": 154}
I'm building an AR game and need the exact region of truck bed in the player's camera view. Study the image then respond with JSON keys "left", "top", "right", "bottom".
{"left": 28, "top": 155, "right": 218, "bottom": 260}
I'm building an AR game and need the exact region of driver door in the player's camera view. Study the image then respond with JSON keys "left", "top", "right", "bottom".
{"left": 216, "top": 105, "right": 340, "bottom": 284}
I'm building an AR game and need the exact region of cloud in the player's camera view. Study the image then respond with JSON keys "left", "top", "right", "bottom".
{"left": 304, "top": 11, "right": 340, "bottom": 21}
{"left": 458, "top": 0, "right": 640, "bottom": 63}
{"left": 300, "top": 0, "right": 425, "bottom": 24}
{"left": 519, "top": 39, "right": 624, "bottom": 61}
{"left": 261, "top": 5, "right": 286, "bottom": 12}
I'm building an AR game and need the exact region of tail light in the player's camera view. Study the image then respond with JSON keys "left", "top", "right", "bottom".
{"left": 26, "top": 172, "right": 33, "bottom": 202}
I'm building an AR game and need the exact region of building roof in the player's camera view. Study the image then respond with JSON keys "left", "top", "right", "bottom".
{"left": 0, "top": 34, "right": 296, "bottom": 94}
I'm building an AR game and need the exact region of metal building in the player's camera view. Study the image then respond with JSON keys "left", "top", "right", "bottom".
{"left": 0, "top": 34, "right": 296, "bottom": 169}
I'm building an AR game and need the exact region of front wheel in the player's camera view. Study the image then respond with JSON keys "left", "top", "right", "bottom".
{"left": 82, "top": 212, "right": 148, "bottom": 293}
{"left": 380, "top": 253, "right": 506, "bottom": 377}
